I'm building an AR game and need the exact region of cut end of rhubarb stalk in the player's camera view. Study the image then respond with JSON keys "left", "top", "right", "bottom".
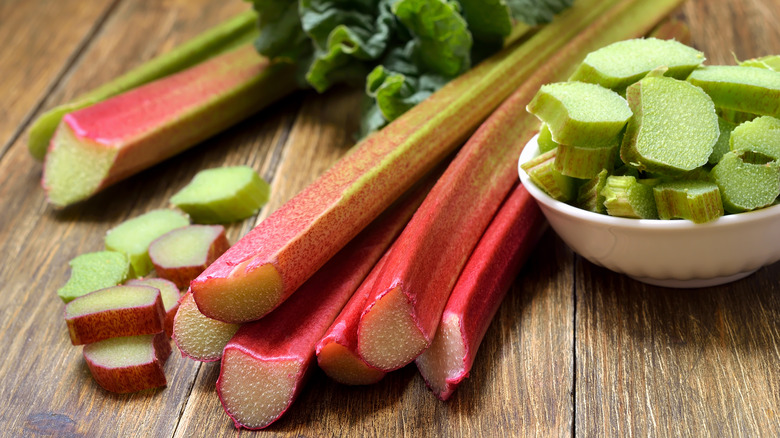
{"left": 317, "top": 342, "right": 386, "bottom": 386}
{"left": 83, "top": 332, "right": 171, "bottom": 394}
{"left": 415, "top": 313, "right": 466, "bottom": 401}
{"left": 43, "top": 122, "right": 118, "bottom": 208}
{"left": 126, "top": 278, "right": 182, "bottom": 337}
{"left": 193, "top": 261, "right": 283, "bottom": 323}
{"left": 218, "top": 347, "right": 301, "bottom": 430}
{"left": 173, "top": 292, "right": 239, "bottom": 361}
{"left": 149, "top": 225, "right": 229, "bottom": 290}
{"left": 358, "top": 287, "right": 428, "bottom": 372}
{"left": 65, "top": 285, "right": 165, "bottom": 345}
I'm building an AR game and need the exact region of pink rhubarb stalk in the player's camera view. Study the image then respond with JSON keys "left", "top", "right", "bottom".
{"left": 84, "top": 332, "right": 171, "bottom": 394}
{"left": 216, "top": 181, "right": 430, "bottom": 429}
{"left": 356, "top": 0, "right": 686, "bottom": 372}
{"left": 315, "top": 253, "right": 389, "bottom": 386}
{"left": 415, "top": 184, "right": 546, "bottom": 400}
{"left": 42, "top": 44, "right": 297, "bottom": 207}
{"left": 191, "top": 0, "right": 624, "bottom": 324}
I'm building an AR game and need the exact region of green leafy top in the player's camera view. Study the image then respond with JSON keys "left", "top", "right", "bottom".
{"left": 247, "top": 0, "right": 572, "bottom": 136}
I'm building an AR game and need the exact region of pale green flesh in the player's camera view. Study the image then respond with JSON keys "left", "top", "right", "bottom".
{"left": 126, "top": 278, "right": 181, "bottom": 313}
{"left": 57, "top": 251, "right": 130, "bottom": 303}
{"left": 653, "top": 180, "right": 723, "bottom": 223}
{"left": 527, "top": 81, "right": 632, "bottom": 147}
{"left": 687, "top": 65, "right": 780, "bottom": 117}
{"left": 601, "top": 175, "right": 658, "bottom": 219}
{"left": 740, "top": 55, "right": 780, "bottom": 71}
{"left": 537, "top": 124, "right": 558, "bottom": 153}
{"left": 149, "top": 225, "right": 222, "bottom": 267}
{"left": 104, "top": 209, "right": 190, "bottom": 276}
{"left": 521, "top": 149, "right": 576, "bottom": 202}
{"left": 170, "top": 166, "right": 269, "bottom": 224}
{"left": 729, "top": 116, "right": 780, "bottom": 161}
{"left": 570, "top": 37, "right": 704, "bottom": 92}
{"left": 709, "top": 117, "right": 737, "bottom": 165}
{"left": 83, "top": 335, "right": 156, "bottom": 367}
{"left": 44, "top": 125, "right": 117, "bottom": 208}
{"left": 712, "top": 151, "right": 780, "bottom": 213}
{"left": 555, "top": 143, "right": 618, "bottom": 179}
{"left": 577, "top": 168, "right": 609, "bottom": 213}
{"left": 65, "top": 285, "right": 159, "bottom": 318}
{"left": 622, "top": 76, "right": 718, "bottom": 173}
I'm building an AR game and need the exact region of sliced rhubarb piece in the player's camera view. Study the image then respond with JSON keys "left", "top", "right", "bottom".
{"left": 653, "top": 180, "right": 724, "bottom": 223}
{"left": 172, "top": 291, "right": 239, "bottom": 362}
{"left": 568, "top": 37, "right": 704, "bottom": 93}
{"left": 357, "top": 0, "right": 685, "bottom": 372}
{"left": 739, "top": 55, "right": 780, "bottom": 71}
{"left": 64, "top": 285, "right": 165, "bottom": 345}
{"left": 687, "top": 65, "right": 780, "bottom": 118}
{"left": 217, "top": 177, "right": 430, "bottom": 429}
{"left": 712, "top": 150, "right": 780, "bottom": 213}
{"left": 521, "top": 149, "right": 577, "bottom": 202}
{"left": 315, "top": 254, "right": 390, "bottom": 386}
{"left": 28, "top": 10, "right": 260, "bottom": 160}
{"left": 170, "top": 166, "right": 270, "bottom": 224}
{"left": 602, "top": 175, "right": 658, "bottom": 219}
{"left": 126, "top": 278, "right": 182, "bottom": 338}
{"left": 104, "top": 209, "right": 190, "bottom": 277}
{"left": 537, "top": 124, "right": 558, "bottom": 153}
{"left": 527, "top": 81, "right": 632, "bottom": 147}
{"left": 189, "top": 0, "right": 651, "bottom": 324}
{"left": 577, "top": 168, "right": 610, "bottom": 213}
{"left": 83, "top": 332, "right": 171, "bottom": 394}
{"left": 709, "top": 117, "right": 737, "bottom": 165}
{"left": 620, "top": 76, "right": 719, "bottom": 174}
{"left": 42, "top": 44, "right": 297, "bottom": 207}
{"left": 148, "top": 225, "right": 229, "bottom": 289}
{"left": 416, "top": 184, "right": 546, "bottom": 400}
{"left": 57, "top": 251, "right": 130, "bottom": 303}
{"left": 729, "top": 116, "right": 780, "bottom": 161}
{"left": 554, "top": 142, "right": 619, "bottom": 179}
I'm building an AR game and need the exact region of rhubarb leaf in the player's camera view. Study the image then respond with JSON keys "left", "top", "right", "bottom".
{"left": 506, "top": 0, "right": 574, "bottom": 26}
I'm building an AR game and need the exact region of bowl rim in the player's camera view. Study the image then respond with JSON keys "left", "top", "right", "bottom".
{"left": 518, "top": 133, "right": 780, "bottom": 230}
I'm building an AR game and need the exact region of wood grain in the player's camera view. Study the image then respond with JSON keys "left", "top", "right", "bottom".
{"left": 0, "top": 0, "right": 778, "bottom": 436}
{"left": 0, "top": 0, "right": 117, "bottom": 156}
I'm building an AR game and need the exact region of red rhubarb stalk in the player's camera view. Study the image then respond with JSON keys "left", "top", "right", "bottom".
{"left": 356, "top": 0, "right": 686, "bottom": 372}
{"left": 43, "top": 44, "right": 297, "bottom": 207}
{"left": 84, "top": 332, "right": 171, "bottom": 394}
{"left": 315, "top": 253, "right": 389, "bottom": 386}
{"left": 216, "top": 181, "right": 430, "bottom": 429}
{"left": 415, "top": 184, "right": 546, "bottom": 400}
{"left": 191, "top": 0, "right": 622, "bottom": 324}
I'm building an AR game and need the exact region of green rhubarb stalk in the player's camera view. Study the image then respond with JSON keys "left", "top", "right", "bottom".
{"left": 28, "top": 10, "right": 260, "bottom": 160}
{"left": 43, "top": 44, "right": 298, "bottom": 208}
{"left": 521, "top": 149, "right": 576, "bottom": 202}
{"left": 190, "top": 0, "right": 635, "bottom": 324}
{"left": 602, "top": 175, "right": 658, "bottom": 219}
{"left": 653, "top": 180, "right": 724, "bottom": 223}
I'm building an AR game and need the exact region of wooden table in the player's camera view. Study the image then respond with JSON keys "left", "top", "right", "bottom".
{"left": 1, "top": 0, "right": 778, "bottom": 436}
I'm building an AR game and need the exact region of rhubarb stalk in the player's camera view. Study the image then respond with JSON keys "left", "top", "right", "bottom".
{"left": 190, "top": 0, "right": 631, "bottom": 325}
{"left": 415, "top": 184, "right": 546, "bottom": 400}
{"left": 29, "top": 10, "right": 260, "bottom": 160}
{"left": 43, "top": 44, "right": 297, "bottom": 207}
{"left": 357, "top": 0, "right": 686, "bottom": 372}
{"left": 216, "top": 179, "right": 431, "bottom": 430}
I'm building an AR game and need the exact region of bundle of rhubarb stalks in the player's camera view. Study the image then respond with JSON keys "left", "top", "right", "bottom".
{"left": 36, "top": 0, "right": 687, "bottom": 431}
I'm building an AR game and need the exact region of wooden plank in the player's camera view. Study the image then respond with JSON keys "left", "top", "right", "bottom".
{"left": 0, "top": 1, "right": 296, "bottom": 436}
{"left": 0, "top": 0, "right": 117, "bottom": 155}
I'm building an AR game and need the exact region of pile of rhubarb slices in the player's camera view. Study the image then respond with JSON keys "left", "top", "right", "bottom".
{"left": 521, "top": 39, "right": 780, "bottom": 223}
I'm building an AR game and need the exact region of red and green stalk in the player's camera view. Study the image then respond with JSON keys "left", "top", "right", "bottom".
{"left": 415, "top": 184, "right": 546, "bottom": 400}
{"left": 216, "top": 180, "right": 432, "bottom": 429}
{"left": 356, "top": 0, "right": 686, "bottom": 372}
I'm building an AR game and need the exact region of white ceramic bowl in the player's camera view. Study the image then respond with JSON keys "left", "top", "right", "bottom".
{"left": 518, "top": 135, "right": 780, "bottom": 288}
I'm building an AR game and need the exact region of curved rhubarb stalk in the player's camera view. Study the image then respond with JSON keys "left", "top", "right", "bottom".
{"left": 216, "top": 180, "right": 430, "bottom": 429}
{"left": 415, "top": 184, "right": 546, "bottom": 400}
{"left": 357, "top": 0, "right": 686, "bottom": 372}
{"left": 29, "top": 10, "right": 260, "bottom": 160}
{"left": 43, "top": 44, "right": 297, "bottom": 207}
{"left": 191, "top": 0, "right": 623, "bottom": 324}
